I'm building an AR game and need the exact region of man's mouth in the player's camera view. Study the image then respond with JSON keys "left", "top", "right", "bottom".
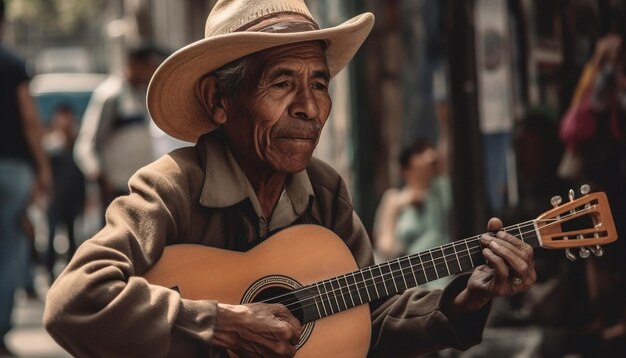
{"left": 277, "top": 135, "right": 316, "bottom": 141}
{"left": 275, "top": 129, "right": 320, "bottom": 141}
{"left": 273, "top": 124, "right": 322, "bottom": 145}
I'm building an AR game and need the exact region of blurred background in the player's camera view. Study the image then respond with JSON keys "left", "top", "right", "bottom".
{"left": 2, "top": 0, "right": 626, "bottom": 357}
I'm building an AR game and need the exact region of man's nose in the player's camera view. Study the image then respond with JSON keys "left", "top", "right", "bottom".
{"left": 289, "top": 86, "right": 319, "bottom": 120}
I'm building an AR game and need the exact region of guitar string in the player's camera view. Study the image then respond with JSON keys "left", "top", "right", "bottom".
{"left": 264, "top": 218, "right": 540, "bottom": 307}
{"left": 262, "top": 220, "right": 540, "bottom": 311}
{"left": 264, "top": 207, "right": 599, "bottom": 314}
{"left": 262, "top": 223, "right": 544, "bottom": 308}
{"left": 273, "top": 244, "right": 496, "bottom": 318}
{"left": 263, "top": 205, "right": 596, "bottom": 308}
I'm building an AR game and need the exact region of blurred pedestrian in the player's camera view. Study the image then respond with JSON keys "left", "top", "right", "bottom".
{"left": 43, "top": 103, "right": 85, "bottom": 281}
{"left": 373, "top": 113, "right": 450, "bottom": 266}
{"left": 0, "top": 0, "right": 52, "bottom": 355}
{"left": 73, "top": 44, "right": 168, "bottom": 223}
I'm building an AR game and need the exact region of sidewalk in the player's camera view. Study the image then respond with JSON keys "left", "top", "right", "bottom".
{"left": 5, "top": 271, "right": 70, "bottom": 358}
{"left": 4, "top": 198, "right": 104, "bottom": 358}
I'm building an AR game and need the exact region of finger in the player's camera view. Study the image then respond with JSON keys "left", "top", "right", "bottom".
{"left": 495, "top": 229, "right": 535, "bottom": 256}
{"left": 481, "top": 246, "right": 510, "bottom": 281}
{"left": 481, "top": 234, "right": 529, "bottom": 274}
{"left": 276, "top": 343, "right": 297, "bottom": 358}
{"left": 481, "top": 234, "right": 537, "bottom": 290}
{"left": 494, "top": 231, "right": 534, "bottom": 274}
{"left": 272, "top": 305, "right": 302, "bottom": 340}
{"left": 487, "top": 217, "right": 503, "bottom": 232}
{"left": 275, "top": 307, "right": 301, "bottom": 329}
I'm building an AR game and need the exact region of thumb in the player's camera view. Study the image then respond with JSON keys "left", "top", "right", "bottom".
{"left": 487, "top": 217, "right": 503, "bottom": 232}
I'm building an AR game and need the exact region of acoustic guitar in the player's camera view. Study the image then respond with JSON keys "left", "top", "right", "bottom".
{"left": 143, "top": 190, "right": 617, "bottom": 357}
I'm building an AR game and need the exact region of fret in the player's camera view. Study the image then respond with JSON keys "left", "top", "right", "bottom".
{"left": 322, "top": 281, "right": 339, "bottom": 314}
{"left": 452, "top": 242, "right": 463, "bottom": 272}
{"left": 420, "top": 250, "right": 439, "bottom": 281}
{"left": 345, "top": 273, "right": 362, "bottom": 306}
{"left": 433, "top": 247, "right": 448, "bottom": 278}
{"left": 312, "top": 289, "right": 322, "bottom": 320}
{"left": 440, "top": 246, "right": 451, "bottom": 276}
{"left": 415, "top": 253, "right": 428, "bottom": 284}
{"left": 456, "top": 240, "right": 473, "bottom": 271}
{"left": 330, "top": 278, "right": 347, "bottom": 311}
{"left": 472, "top": 239, "right": 487, "bottom": 265}
{"left": 386, "top": 262, "right": 397, "bottom": 292}
{"left": 389, "top": 259, "right": 408, "bottom": 291}
{"left": 464, "top": 239, "right": 475, "bottom": 268}
{"left": 369, "top": 266, "right": 381, "bottom": 298}
{"left": 315, "top": 282, "right": 329, "bottom": 317}
{"left": 516, "top": 223, "right": 524, "bottom": 243}
{"left": 377, "top": 264, "right": 390, "bottom": 296}
{"left": 319, "top": 281, "right": 332, "bottom": 316}
{"left": 341, "top": 275, "right": 356, "bottom": 308}
{"left": 328, "top": 280, "right": 338, "bottom": 315}
{"left": 360, "top": 268, "right": 373, "bottom": 301}
{"left": 443, "top": 244, "right": 460, "bottom": 274}
{"left": 401, "top": 256, "right": 418, "bottom": 288}
{"left": 353, "top": 272, "right": 368, "bottom": 305}
{"left": 526, "top": 222, "right": 541, "bottom": 247}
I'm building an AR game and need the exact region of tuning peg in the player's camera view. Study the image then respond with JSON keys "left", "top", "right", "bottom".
{"left": 580, "top": 184, "right": 591, "bottom": 195}
{"left": 590, "top": 245, "right": 604, "bottom": 257}
{"left": 550, "top": 196, "right": 562, "bottom": 207}
{"left": 579, "top": 247, "right": 591, "bottom": 258}
{"left": 568, "top": 189, "right": 575, "bottom": 201}
{"left": 565, "top": 248, "right": 577, "bottom": 261}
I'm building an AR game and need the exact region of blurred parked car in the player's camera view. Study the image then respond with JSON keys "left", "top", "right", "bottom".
{"left": 30, "top": 73, "right": 107, "bottom": 125}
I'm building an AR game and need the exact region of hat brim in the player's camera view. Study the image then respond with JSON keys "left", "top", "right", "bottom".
{"left": 147, "top": 12, "right": 374, "bottom": 143}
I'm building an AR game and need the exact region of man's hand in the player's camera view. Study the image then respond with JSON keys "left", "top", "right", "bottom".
{"left": 213, "top": 302, "right": 303, "bottom": 358}
{"left": 447, "top": 217, "right": 536, "bottom": 316}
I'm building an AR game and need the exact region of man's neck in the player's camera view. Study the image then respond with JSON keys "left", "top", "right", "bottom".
{"left": 232, "top": 152, "right": 288, "bottom": 219}
{"left": 247, "top": 171, "right": 287, "bottom": 219}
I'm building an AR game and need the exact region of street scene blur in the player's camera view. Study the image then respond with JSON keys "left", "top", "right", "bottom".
{"left": 1, "top": 0, "right": 625, "bottom": 357}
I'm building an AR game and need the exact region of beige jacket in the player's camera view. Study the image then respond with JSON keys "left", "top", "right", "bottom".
{"left": 44, "top": 131, "right": 488, "bottom": 357}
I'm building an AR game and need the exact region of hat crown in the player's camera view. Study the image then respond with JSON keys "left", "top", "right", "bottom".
{"left": 205, "top": 0, "right": 315, "bottom": 37}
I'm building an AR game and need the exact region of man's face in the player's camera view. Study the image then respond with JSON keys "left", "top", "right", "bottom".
{"left": 222, "top": 41, "right": 332, "bottom": 174}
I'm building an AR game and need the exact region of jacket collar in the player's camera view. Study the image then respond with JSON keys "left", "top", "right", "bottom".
{"left": 196, "top": 131, "right": 315, "bottom": 218}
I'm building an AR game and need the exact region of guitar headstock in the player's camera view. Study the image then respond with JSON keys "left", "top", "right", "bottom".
{"left": 535, "top": 185, "right": 617, "bottom": 260}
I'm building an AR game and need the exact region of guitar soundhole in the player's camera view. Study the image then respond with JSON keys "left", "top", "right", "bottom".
{"left": 242, "top": 275, "right": 315, "bottom": 349}
{"left": 251, "top": 286, "right": 292, "bottom": 303}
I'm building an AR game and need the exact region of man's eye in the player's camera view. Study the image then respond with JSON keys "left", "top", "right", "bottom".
{"left": 312, "top": 82, "right": 328, "bottom": 90}
{"left": 272, "top": 81, "right": 290, "bottom": 88}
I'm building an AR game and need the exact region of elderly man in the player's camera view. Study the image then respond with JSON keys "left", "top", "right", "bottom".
{"left": 44, "top": 0, "right": 536, "bottom": 357}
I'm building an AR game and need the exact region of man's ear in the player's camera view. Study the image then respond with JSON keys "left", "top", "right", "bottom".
{"left": 197, "top": 75, "right": 227, "bottom": 125}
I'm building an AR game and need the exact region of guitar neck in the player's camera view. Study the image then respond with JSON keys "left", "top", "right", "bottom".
{"left": 273, "top": 220, "right": 541, "bottom": 324}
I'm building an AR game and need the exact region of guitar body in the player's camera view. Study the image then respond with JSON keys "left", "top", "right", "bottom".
{"left": 143, "top": 225, "right": 371, "bottom": 358}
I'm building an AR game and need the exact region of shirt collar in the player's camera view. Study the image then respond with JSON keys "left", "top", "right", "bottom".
{"left": 197, "top": 131, "right": 315, "bottom": 218}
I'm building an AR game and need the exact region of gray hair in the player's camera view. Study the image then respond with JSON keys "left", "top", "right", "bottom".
{"left": 212, "top": 57, "right": 247, "bottom": 96}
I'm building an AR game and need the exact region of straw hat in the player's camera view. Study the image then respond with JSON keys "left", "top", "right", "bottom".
{"left": 146, "top": 0, "right": 374, "bottom": 143}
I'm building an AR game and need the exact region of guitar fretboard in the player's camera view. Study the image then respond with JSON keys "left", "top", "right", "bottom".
{"left": 267, "top": 220, "right": 540, "bottom": 324}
